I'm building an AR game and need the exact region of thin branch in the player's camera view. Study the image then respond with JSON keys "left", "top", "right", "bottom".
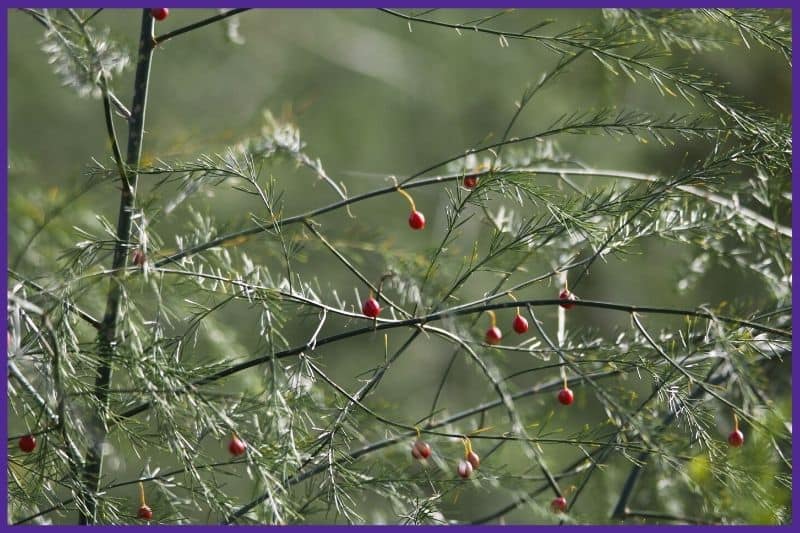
{"left": 631, "top": 313, "right": 761, "bottom": 429}
{"left": 8, "top": 270, "right": 102, "bottom": 329}
{"left": 66, "top": 9, "right": 128, "bottom": 191}
{"left": 621, "top": 509, "right": 715, "bottom": 525}
{"left": 17, "top": 8, "right": 131, "bottom": 119}
{"left": 153, "top": 116, "right": 735, "bottom": 269}
{"left": 16, "top": 370, "right": 621, "bottom": 525}
{"left": 82, "top": 8, "right": 103, "bottom": 24}
{"left": 516, "top": 165, "right": 791, "bottom": 237}
{"left": 110, "top": 284, "right": 787, "bottom": 428}
{"left": 610, "top": 359, "right": 728, "bottom": 520}
{"left": 154, "top": 8, "right": 251, "bottom": 45}
{"left": 8, "top": 362, "right": 59, "bottom": 424}
{"left": 303, "top": 220, "right": 411, "bottom": 319}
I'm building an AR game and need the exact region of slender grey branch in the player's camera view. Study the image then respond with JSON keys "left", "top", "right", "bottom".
{"left": 155, "top": 8, "right": 251, "bottom": 45}
{"left": 8, "top": 270, "right": 102, "bottom": 329}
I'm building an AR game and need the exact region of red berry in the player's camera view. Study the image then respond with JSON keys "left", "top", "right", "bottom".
{"left": 728, "top": 429, "right": 744, "bottom": 448}
{"left": 551, "top": 496, "right": 568, "bottom": 513}
{"left": 417, "top": 441, "right": 432, "bottom": 459}
{"left": 412, "top": 440, "right": 431, "bottom": 460}
{"left": 228, "top": 436, "right": 247, "bottom": 456}
{"left": 512, "top": 314, "right": 529, "bottom": 334}
{"left": 457, "top": 459, "right": 473, "bottom": 479}
{"left": 19, "top": 434, "right": 36, "bottom": 453}
{"left": 132, "top": 249, "right": 145, "bottom": 267}
{"left": 408, "top": 210, "right": 426, "bottom": 230}
{"left": 466, "top": 450, "right": 480, "bottom": 469}
{"left": 485, "top": 326, "right": 502, "bottom": 345}
{"left": 150, "top": 8, "right": 169, "bottom": 21}
{"left": 559, "top": 289, "right": 576, "bottom": 309}
{"left": 138, "top": 505, "right": 153, "bottom": 520}
{"left": 463, "top": 175, "right": 478, "bottom": 189}
{"left": 558, "top": 387, "right": 574, "bottom": 406}
{"left": 362, "top": 297, "right": 381, "bottom": 318}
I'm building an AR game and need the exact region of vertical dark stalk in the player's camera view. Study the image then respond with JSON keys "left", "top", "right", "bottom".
{"left": 79, "top": 10, "right": 155, "bottom": 524}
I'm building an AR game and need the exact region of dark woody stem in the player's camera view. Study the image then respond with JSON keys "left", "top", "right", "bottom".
{"left": 79, "top": 10, "right": 155, "bottom": 525}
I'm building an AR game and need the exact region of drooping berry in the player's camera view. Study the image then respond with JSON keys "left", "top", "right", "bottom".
{"left": 138, "top": 505, "right": 154, "bottom": 520}
{"left": 559, "top": 289, "right": 576, "bottom": 310}
{"left": 551, "top": 496, "right": 568, "bottom": 513}
{"left": 457, "top": 459, "right": 473, "bottom": 479}
{"left": 412, "top": 440, "right": 431, "bottom": 460}
{"left": 728, "top": 429, "right": 744, "bottom": 448}
{"left": 362, "top": 297, "right": 381, "bottom": 318}
{"left": 19, "top": 434, "right": 36, "bottom": 453}
{"left": 408, "top": 210, "right": 426, "bottom": 230}
{"left": 512, "top": 314, "right": 529, "bottom": 334}
{"left": 228, "top": 436, "right": 247, "bottom": 456}
{"left": 558, "top": 387, "right": 574, "bottom": 406}
{"left": 463, "top": 175, "right": 478, "bottom": 189}
{"left": 485, "top": 326, "right": 502, "bottom": 345}
{"left": 466, "top": 450, "right": 480, "bottom": 469}
{"left": 150, "top": 8, "right": 169, "bottom": 21}
{"left": 132, "top": 248, "right": 146, "bottom": 267}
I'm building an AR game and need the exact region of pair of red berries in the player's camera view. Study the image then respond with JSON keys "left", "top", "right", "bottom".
{"left": 19, "top": 434, "right": 36, "bottom": 453}
{"left": 150, "top": 8, "right": 169, "bottom": 20}
{"left": 486, "top": 315, "right": 528, "bottom": 344}
{"left": 485, "top": 314, "right": 529, "bottom": 344}
{"left": 457, "top": 450, "right": 481, "bottom": 479}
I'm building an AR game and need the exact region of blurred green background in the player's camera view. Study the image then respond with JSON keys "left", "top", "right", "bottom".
{"left": 7, "top": 8, "right": 791, "bottom": 524}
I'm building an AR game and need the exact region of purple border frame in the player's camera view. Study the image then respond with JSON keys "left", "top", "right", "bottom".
{"left": 2, "top": 3, "right": 8, "bottom": 530}
{"left": 2, "top": 2, "right": 795, "bottom": 530}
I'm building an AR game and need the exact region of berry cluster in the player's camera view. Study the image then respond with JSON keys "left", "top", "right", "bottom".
{"left": 344, "top": 186, "right": 747, "bottom": 519}
{"left": 482, "top": 288, "right": 576, "bottom": 346}
{"left": 456, "top": 438, "right": 481, "bottom": 479}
